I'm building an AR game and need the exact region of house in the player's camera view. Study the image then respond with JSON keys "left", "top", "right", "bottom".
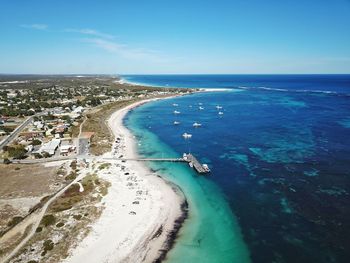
{"left": 72, "top": 106, "right": 84, "bottom": 114}
{"left": 7, "top": 92, "right": 17, "bottom": 98}
{"left": 25, "top": 145, "right": 33, "bottom": 152}
{"left": 40, "top": 139, "right": 61, "bottom": 156}
{"left": 20, "top": 131, "right": 44, "bottom": 140}
{"left": 55, "top": 127, "right": 65, "bottom": 134}
{"left": 60, "top": 144, "right": 76, "bottom": 155}
{"left": 45, "top": 129, "right": 54, "bottom": 137}
{"left": 80, "top": 132, "right": 94, "bottom": 142}
{"left": 33, "top": 121, "right": 44, "bottom": 130}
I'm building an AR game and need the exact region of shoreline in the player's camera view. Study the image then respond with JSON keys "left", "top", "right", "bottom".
{"left": 117, "top": 76, "right": 232, "bottom": 92}
{"left": 65, "top": 96, "right": 188, "bottom": 263}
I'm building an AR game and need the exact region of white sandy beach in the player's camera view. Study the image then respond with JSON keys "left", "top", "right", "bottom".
{"left": 65, "top": 98, "right": 185, "bottom": 263}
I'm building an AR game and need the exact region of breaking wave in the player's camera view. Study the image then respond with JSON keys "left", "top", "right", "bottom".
{"left": 236, "top": 86, "right": 350, "bottom": 96}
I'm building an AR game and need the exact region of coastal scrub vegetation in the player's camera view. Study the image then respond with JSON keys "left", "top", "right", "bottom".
{"left": 7, "top": 171, "right": 111, "bottom": 262}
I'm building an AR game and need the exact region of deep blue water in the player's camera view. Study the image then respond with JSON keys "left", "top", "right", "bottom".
{"left": 124, "top": 75, "right": 350, "bottom": 263}
{"left": 123, "top": 74, "right": 350, "bottom": 95}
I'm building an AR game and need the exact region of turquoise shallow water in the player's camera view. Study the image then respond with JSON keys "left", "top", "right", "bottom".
{"left": 125, "top": 105, "right": 251, "bottom": 263}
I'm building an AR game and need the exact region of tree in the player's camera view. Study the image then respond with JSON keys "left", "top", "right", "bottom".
{"left": 7, "top": 145, "right": 27, "bottom": 159}
{"left": 31, "top": 139, "right": 42, "bottom": 146}
{"left": 3, "top": 158, "right": 12, "bottom": 164}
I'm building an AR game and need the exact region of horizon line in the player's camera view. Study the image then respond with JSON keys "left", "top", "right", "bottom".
{"left": 1, "top": 73, "right": 350, "bottom": 76}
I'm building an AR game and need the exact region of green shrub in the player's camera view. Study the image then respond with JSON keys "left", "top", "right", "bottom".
{"left": 73, "top": 214, "right": 82, "bottom": 220}
{"left": 56, "top": 222, "right": 64, "bottom": 228}
{"left": 41, "top": 214, "right": 56, "bottom": 227}
{"left": 31, "top": 139, "right": 42, "bottom": 146}
{"left": 3, "top": 158, "right": 11, "bottom": 164}
{"left": 7, "top": 145, "right": 27, "bottom": 159}
{"left": 7, "top": 216, "right": 23, "bottom": 227}
{"left": 43, "top": 240, "right": 54, "bottom": 251}
{"left": 65, "top": 171, "right": 77, "bottom": 181}
{"left": 70, "top": 160, "right": 77, "bottom": 170}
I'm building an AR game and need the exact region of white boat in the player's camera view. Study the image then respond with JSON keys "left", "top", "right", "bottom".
{"left": 174, "top": 121, "right": 180, "bottom": 125}
{"left": 189, "top": 162, "right": 194, "bottom": 168}
{"left": 216, "top": 105, "right": 223, "bottom": 109}
{"left": 199, "top": 106, "right": 204, "bottom": 110}
{"left": 174, "top": 110, "right": 180, "bottom": 114}
{"left": 173, "top": 103, "right": 178, "bottom": 107}
{"left": 182, "top": 133, "right": 192, "bottom": 139}
{"left": 218, "top": 111, "right": 224, "bottom": 115}
{"left": 198, "top": 102, "right": 203, "bottom": 105}
{"left": 193, "top": 122, "right": 202, "bottom": 127}
{"left": 183, "top": 153, "right": 188, "bottom": 160}
{"left": 202, "top": 164, "right": 210, "bottom": 172}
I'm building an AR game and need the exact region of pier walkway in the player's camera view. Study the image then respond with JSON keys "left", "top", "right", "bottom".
{"left": 102, "top": 157, "right": 184, "bottom": 162}
{"left": 112, "top": 154, "right": 210, "bottom": 174}
{"left": 6, "top": 154, "right": 210, "bottom": 174}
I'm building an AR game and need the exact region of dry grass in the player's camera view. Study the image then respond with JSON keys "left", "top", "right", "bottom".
{"left": 0, "top": 163, "right": 66, "bottom": 236}
{"left": 70, "top": 118, "right": 83, "bottom": 138}
{"left": 8, "top": 171, "right": 111, "bottom": 263}
{"left": 82, "top": 99, "right": 140, "bottom": 155}
{"left": 0, "top": 223, "right": 33, "bottom": 259}
{"left": 0, "top": 164, "right": 63, "bottom": 199}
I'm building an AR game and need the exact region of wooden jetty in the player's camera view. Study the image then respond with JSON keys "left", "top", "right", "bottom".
{"left": 102, "top": 154, "right": 210, "bottom": 174}
{"left": 102, "top": 157, "right": 184, "bottom": 162}
{"left": 183, "top": 153, "right": 210, "bottom": 174}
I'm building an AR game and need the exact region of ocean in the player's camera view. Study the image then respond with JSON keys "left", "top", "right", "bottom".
{"left": 123, "top": 75, "right": 350, "bottom": 263}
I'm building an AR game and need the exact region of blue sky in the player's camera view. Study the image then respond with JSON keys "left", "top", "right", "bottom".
{"left": 0, "top": 0, "right": 350, "bottom": 74}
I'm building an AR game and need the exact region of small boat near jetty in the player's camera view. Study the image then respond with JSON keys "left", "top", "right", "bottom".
{"left": 193, "top": 122, "right": 202, "bottom": 127}
{"left": 173, "top": 103, "right": 178, "bottom": 107}
{"left": 218, "top": 111, "right": 224, "bottom": 115}
{"left": 202, "top": 164, "right": 211, "bottom": 173}
{"left": 174, "top": 121, "right": 180, "bottom": 125}
{"left": 174, "top": 110, "right": 181, "bottom": 114}
{"left": 216, "top": 105, "right": 223, "bottom": 109}
{"left": 199, "top": 106, "right": 204, "bottom": 110}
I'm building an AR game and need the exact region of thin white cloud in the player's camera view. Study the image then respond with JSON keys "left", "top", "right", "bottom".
{"left": 84, "top": 38, "right": 166, "bottom": 62}
{"left": 20, "top": 24, "right": 48, "bottom": 30}
{"left": 64, "top": 28, "right": 115, "bottom": 39}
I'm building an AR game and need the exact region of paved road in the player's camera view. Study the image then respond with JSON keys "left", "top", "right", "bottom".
{"left": 78, "top": 138, "right": 90, "bottom": 155}
{"left": 9, "top": 155, "right": 77, "bottom": 164}
{"left": 0, "top": 116, "right": 33, "bottom": 150}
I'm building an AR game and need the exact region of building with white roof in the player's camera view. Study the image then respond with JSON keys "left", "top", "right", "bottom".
{"left": 40, "top": 139, "right": 61, "bottom": 156}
